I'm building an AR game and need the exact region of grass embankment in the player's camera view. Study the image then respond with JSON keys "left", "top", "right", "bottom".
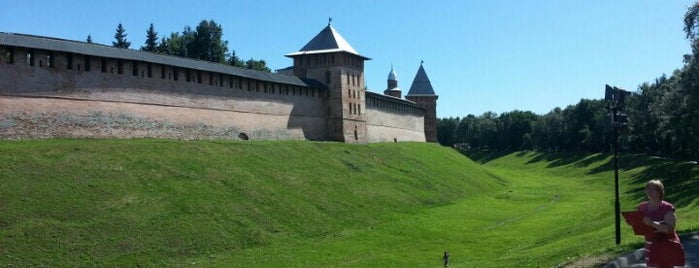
{"left": 0, "top": 140, "right": 697, "bottom": 267}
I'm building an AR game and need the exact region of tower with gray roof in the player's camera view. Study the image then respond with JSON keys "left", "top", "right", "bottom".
{"left": 384, "top": 66, "right": 401, "bottom": 98}
{"left": 406, "top": 62, "right": 439, "bottom": 142}
{"left": 286, "top": 21, "right": 370, "bottom": 143}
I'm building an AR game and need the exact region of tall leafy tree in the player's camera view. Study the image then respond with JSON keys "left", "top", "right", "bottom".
{"left": 141, "top": 23, "right": 158, "bottom": 52}
{"left": 112, "top": 23, "right": 131, "bottom": 48}
{"left": 188, "top": 20, "right": 228, "bottom": 63}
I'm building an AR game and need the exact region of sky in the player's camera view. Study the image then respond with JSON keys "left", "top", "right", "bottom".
{"left": 1, "top": 0, "right": 694, "bottom": 118}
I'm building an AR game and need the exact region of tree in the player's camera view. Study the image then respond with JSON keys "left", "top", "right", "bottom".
{"left": 86, "top": 34, "right": 93, "bottom": 44}
{"left": 188, "top": 20, "right": 228, "bottom": 63}
{"left": 141, "top": 23, "right": 158, "bottom": 52}
{"left": 154, "top": 19, "right": 271, "bottom": 72}
{"left": 245, "top": 59, "right": 271, "bottom": 72}
{"left": 685, "top": 2, "right": 699, "bottom": 41}
{"left": 227, "top": 50, "right": 245, "bottom": 67}
{"left": 112, "top": 23, "right": 131, "bottom": 48}
{"left": 437, "top": 117, "right": 459, "bottom": 146}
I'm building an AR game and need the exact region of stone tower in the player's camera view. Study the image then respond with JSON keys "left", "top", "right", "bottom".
{"left": 406, "top": 62, "right": 439, "bottom": 142}
{"left": 286, "top": 22, "right": 371, "bottom": 143}
{"left": 383, "top": 66, "right": 401, "bottom": 98}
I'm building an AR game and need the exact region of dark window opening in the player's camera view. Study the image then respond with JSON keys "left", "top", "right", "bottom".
{"left": 27, "top": 50, "right": 34, "bottom": 66}
{"left": 147, "top": 63, "right": 152, "bottom": 78}
{"left": 47, "top": 52, "right": 54, "bottom": 68}
{"left": 197, "top": 71, "right": 202, "bottom": 84}
{"left": 132, "top": 61, "right": 138, "bottom": 76}
{"left": 219, "top": 74, "right": 223, "bottom": 87}
{"left": 101, "top": 57, "right": 107, "bottom": 72}
{"left": 66, "top": 53, "right": 73, "bottom": 70}
{"left": 84, "top": 56, "right": 91, "bottom": 71}
{"left": 39, "top": 60, "right": 43, "bottom": 68}
{"left": 117, "top": 60, "right": 124, "bottom": 74}
{"left": 161, "top": 65, "right": 166, "bottom": 79}
{"left": 173, "top": 67, "right": 179, "bottom": 80}
{"left": 186, "top": 70, "right": 191, "bottom": 82}
{"left": 6, "top": 47, "right": 14, "bottom": 64}
{"left": 325, "top": 71, "right": 331, "bottom": 85}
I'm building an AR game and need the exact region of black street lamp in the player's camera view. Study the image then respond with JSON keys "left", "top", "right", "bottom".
{"left": 604, "top": 84, "right": 630, "bottom": 245}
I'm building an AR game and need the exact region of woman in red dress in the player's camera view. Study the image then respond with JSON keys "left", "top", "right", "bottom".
{"left": 639, "top": 180, "right": 684, "bottom": 268}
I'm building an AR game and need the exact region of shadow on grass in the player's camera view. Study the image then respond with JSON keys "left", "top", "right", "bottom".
{"left": 460, "top": 150, "right": 513, "bottom": 164}
{"left": 461, "top": 149, "right": 699, "bottom": 208}
{"left": 624, "top": 160, "right": 699, "bottom": 209}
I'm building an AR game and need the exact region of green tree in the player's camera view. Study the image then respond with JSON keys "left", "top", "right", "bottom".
{"left": 112, "top": 23, "right": 131, "bottom": 49}
{"left": 245, "top": 59, "right": 271, "bottom": 72}
{"left": 437, "top": 117, "right": 459, "bottom": 146}
{"left": 227, "top": 50, "right": 245, "bottom": 67}
{"left": 141, "top": 23, "right": 158, "bottom": 52}
{"left": 188, "top": 20, "right": 228, "bottom": 63}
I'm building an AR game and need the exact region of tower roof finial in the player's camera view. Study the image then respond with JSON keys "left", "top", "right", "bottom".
{"left": 328, "top": 17, "right": 332, "bottom": 25}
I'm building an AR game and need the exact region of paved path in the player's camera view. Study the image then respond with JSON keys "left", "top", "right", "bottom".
{"left": 605, "top": 232, "right": 699, "bottom": 268}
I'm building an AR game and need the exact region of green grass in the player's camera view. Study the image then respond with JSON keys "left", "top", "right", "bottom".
{"left": 0, "top": 140, "right": 697, "bottom": 267}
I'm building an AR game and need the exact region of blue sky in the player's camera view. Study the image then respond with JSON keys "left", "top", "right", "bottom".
{"left": 2, "top": 1, "right": 693, "bottom": 118}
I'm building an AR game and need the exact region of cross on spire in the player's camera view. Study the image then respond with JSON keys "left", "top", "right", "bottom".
{"left": 328, "top": 17, "right": 332, "bottom": 25}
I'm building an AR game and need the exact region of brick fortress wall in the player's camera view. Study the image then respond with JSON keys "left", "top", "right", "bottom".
{"left": 0, "top": 42, "right": 427, "bottom": 142}
{"left": 0, "top": 45, "right": 328, "bottom": 140}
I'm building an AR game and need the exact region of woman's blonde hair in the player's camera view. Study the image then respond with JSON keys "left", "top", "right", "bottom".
{"left": 646, "top": 180, "right": 665, "bottom": 200}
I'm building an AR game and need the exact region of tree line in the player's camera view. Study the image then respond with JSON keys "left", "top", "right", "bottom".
{"left": 438, "top": 2, "right": 699, "bottom": 161}
{"left": 95, "top": 20, "right": 270, "bottom": 72}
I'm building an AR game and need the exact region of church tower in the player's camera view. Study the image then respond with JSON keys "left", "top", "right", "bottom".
{"left": 286, "top": 21, "right": 370, "bottom": 143}
{"left": 406, "top": 62, "right": 439, "bottom": 142}
{"left": 383, "top": 66, "right": 401, "bottom": 98}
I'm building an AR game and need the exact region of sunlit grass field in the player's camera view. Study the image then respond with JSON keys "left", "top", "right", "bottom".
{"left": 0, "top": 139, "right": 696, "bottom": 267}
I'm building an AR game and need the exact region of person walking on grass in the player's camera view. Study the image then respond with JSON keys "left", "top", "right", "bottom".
{"left": 442, "top": 251, "right": 449, "bottom": 267}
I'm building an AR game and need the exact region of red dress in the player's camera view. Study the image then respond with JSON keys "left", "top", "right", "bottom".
{"left": 638, "top": 201, "right": 684, "bottom": 267}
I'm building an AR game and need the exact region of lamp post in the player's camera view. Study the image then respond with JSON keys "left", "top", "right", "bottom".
{"left": 604, "top": 84, "right": 630, "bottom": 245}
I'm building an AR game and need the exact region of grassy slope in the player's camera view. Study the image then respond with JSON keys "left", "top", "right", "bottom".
{"left": 0, "top": 140, "right": 696, "bottom": 267}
